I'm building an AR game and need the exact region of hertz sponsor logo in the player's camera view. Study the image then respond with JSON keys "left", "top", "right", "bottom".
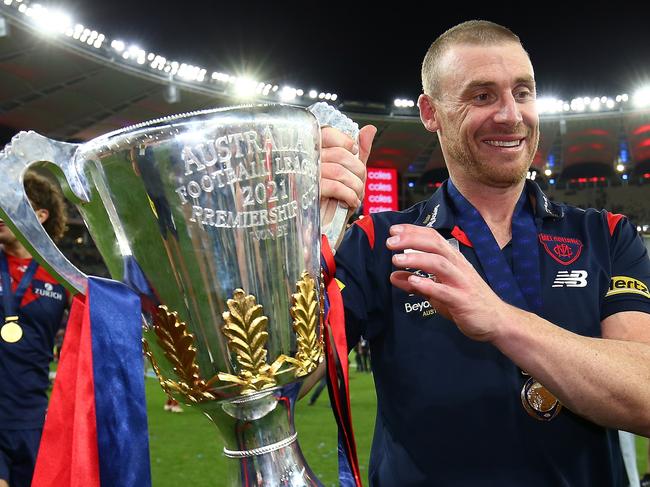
{"left": 606, "top": 276, "right": 649, "bottom": 298}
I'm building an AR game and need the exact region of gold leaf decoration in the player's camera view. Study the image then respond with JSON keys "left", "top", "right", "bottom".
{"left": 218, "top": 289, "right": 280, "bottom": 394}
{"left": 150, "top": 306, "right": 217, "bottom": 403}
{"left": 285, "top": 272, "right": 323, "bottom": 376}
{"left": 142, "top": 338, "right": 174, "bottom": 397}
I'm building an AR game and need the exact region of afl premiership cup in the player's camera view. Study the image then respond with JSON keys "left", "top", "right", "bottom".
{"left": 0, "top": 103, "right": 357, "bottom": 486}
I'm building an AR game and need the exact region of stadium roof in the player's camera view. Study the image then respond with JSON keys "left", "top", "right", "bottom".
{"left": 1, "top": 3, "right": 650, "bottom": 180}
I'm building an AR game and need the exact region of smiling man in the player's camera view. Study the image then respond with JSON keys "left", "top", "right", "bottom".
{"left": 333, "top": 20, "right": 650, "bottom": 486}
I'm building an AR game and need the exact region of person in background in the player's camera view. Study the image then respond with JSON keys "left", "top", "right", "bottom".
{"left": 163, "top": 395, "right": 183, "bottom": 413}
{"left": 0, "top": 171, "right": 69, "bottom": 487}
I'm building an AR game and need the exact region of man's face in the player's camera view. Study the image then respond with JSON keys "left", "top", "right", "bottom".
{"left": 0, "top": 219, "right": 17, "bottom": 246}
{"left": 423, "top": 41, "right": 539, "bottom": 188}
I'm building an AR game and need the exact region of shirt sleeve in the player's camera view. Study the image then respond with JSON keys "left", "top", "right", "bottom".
{"left": 601, "top": 215, "right": 650, "bottom": 320}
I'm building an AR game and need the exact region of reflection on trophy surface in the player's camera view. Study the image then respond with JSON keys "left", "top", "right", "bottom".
{"left": 0, "top": 103, "right": 354, "bottom": 486}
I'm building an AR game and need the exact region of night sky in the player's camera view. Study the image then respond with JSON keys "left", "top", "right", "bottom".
{"left": 42, "top": 0, "right": 650, "bottom": 103}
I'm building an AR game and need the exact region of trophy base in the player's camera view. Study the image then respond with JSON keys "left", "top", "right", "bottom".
{"left": 206, "top": 383, "right": 323, "bottom": 487}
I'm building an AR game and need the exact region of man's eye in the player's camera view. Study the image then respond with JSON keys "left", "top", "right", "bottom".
{"left": 515, "top": 90, "right": 535, "bottom": 101}
{"left": 474, "top": 93, "right": 490, "bottom": 102}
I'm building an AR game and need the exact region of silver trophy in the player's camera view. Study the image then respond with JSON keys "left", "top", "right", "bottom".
{"left": 0, "top": 103, "right": 358, "bottom": 486}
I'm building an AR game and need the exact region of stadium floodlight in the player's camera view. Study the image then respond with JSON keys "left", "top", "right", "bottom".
{"left": 544, "top": 169, "right": 552, "bottom": 176}
{"left": 606, "top": 99, "right": 615, "bottom": 109}
{"left": 233, "top": 77, "right": 258, "bottom": 99}
{"left": 616, "top": 163, "right": 625, "bottom": 172}
{"left": 309, "top": 90, "right": 318, "bottom": 99}
{"left": 30, "top": 5, "right": 71, "bottom": 35}
{"left": 111, "top": 39, "right": 125, "bottom": 52}
{"left": 331, "top": 94, "right": 337, "bottom": 101}
{"left": 296, "top": 89, "right": 304, "bottom": 97}
{"left": 632, "top": 87, "right": 650, "bottom": 108}
{"left": 589, "top": 98, "right": 601, "bottom": 111}
{"left": 279, "top": 86, "right": 297, "bottom": 102}
{"left": 536, "top": 97, "right": 564, "bottom": 114}
{"left": 4, "top": 0, "right": 13, "bottom": 6}
{"left": 394, "top": 98, "right": 415, "bottom": 108}
{"left": 570, "top": 98, "right": 586, "bottom": 112}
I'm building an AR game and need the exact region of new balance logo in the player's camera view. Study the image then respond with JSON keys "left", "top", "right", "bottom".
{"left": 552, "top": 270, "right": 588, "bottom": 288}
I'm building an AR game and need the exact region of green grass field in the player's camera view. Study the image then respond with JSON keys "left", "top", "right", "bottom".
{"left": 145, "top": 370, "right": 649, "bottom": 486}
{"left": 147, "top": 371, "right": 376, "bottom": 487}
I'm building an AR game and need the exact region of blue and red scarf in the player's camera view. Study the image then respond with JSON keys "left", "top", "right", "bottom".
{"left": 32, "top": 277, "right": 151, "bottom": 487}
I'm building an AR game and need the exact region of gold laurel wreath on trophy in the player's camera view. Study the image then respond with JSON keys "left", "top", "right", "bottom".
{"left": 143, "top": 307, "right": 218, "bottom": 403}
{"left": 284, "top": 272, "right": 324, "bottom": 377}
{"left": 144, "top": 271, "right": 323, "bottom": 402}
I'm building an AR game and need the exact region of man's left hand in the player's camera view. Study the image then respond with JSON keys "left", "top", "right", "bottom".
{"left": 387, "top": 223, "right": 508, "bottom": 342}
{"left": 320, "top": 125, "right": 376, "bottom": 210}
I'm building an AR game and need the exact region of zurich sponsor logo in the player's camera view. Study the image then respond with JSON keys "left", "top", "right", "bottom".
{"left": 35, "top": 283, "right": 64, "bottom": 300}
{"left": 552, "top": 270, "right": 588, "bottom": 288}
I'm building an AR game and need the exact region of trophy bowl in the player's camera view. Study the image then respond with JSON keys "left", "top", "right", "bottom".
{"left": 0, "top": 103, "right": 353, "bottom": 486}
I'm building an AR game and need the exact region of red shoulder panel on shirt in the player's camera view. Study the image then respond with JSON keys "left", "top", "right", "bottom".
{"left": 451, "top": 226, "right": 473, "bottom": 248}
{"left": 605, "top": 211, "right": 624, "bottom": 237}
{"left": 34, "top": 265, "right": 61, "bottom": 284}
{"left": 354, "top": 216, "right": 375, "bottom": 250}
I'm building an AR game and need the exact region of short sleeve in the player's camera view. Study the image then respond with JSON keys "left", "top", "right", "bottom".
{"left": 334, "top": 218, "right": 379, "bottom": 349}
{"left": 601, "top": 216, "right": 650, "bottom": 319}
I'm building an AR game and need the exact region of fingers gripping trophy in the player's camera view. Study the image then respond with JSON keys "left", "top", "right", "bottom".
{"left": 0, "top": 103, "right": 359, "bottom": 486}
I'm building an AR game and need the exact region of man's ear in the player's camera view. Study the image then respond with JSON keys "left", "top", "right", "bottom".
{"left": 418, "top": 94, "right": 440, "bottom": 134}
{"left": 35, "top": 208, "right": 49, "bottom": 224}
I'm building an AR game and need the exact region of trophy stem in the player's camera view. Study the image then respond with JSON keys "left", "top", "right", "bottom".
{"left": 205, "top": 383, "right": 323, "bottom": 487}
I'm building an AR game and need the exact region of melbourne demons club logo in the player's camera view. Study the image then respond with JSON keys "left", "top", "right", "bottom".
{"left": 538, "top": 233, "right": 583, "bottom": 265}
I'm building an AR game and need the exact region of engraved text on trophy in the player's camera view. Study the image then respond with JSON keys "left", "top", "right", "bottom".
{"left": 174, "top": 126, "right": 318, "bottom": 241}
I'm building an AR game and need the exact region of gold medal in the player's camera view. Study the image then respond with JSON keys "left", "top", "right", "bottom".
{"left": 520, "top": 375, "right": 562, "bottom": 421}
{"left": 1, "top": 317, "right": 23, "bottom": 343}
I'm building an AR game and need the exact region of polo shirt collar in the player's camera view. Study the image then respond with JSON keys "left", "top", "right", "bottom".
{"left": 414, "top": 178, "right": 564, "bottom": 231}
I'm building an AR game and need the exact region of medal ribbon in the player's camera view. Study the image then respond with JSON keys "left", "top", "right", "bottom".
{"left": 321, "top": 235, "right": 363, "bottom": 487}
{"left": 446, "top": 180, "right": 542, "bottom": 314}
{"left": 447, "top": 181, "right": 559, "bottom": 420}
{"left": 0, "top": 249, "right": 39, "bottom": 319}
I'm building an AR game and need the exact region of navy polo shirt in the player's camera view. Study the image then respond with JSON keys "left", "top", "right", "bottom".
{"left": 0, "top": 255, "right": 67, "bottom": 429}
{"left": 335, "top": 180, "right": 650, "bottom": 487}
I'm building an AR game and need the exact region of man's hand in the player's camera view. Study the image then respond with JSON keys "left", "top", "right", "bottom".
{"left": 387, "top": 223, "right": 508, "bottom": 342}
{"left": 320, "top": 125, "right": 376, "bottom": 210}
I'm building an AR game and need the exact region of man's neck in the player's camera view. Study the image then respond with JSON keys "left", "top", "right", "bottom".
{"left": 450, "top": 176, "right": 526, "bottom": 248}
{"left": 1, "top": 241, "right": 32, "bottom": 259}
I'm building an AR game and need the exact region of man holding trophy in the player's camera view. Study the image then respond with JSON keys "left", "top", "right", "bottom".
{"left": 333, "top": 19, "right": 650, "bottom": 487}
{"left": 0, "top": 19, "right": 649, "bottom": 487}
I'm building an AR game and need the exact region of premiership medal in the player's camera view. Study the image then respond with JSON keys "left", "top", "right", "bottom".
{"left": 1, "top": 316, "right": 22, "bottom": 343}
{"left": 520, "top": 373, "right": 562, "bottom": 421}
{"left": 1, "top": 250, "right": 39, "bottom": 345}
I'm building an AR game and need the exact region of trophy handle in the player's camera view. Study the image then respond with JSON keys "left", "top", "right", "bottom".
{"left": 309, "top": 103, "right": 360, "bottom": 252}
{"left": 0, "top": 131, "right": 91, "bottom": 294}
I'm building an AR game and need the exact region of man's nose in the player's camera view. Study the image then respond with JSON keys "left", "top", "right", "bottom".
{"left": 494, "top": 93, "right": 523, "bottom": 125}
